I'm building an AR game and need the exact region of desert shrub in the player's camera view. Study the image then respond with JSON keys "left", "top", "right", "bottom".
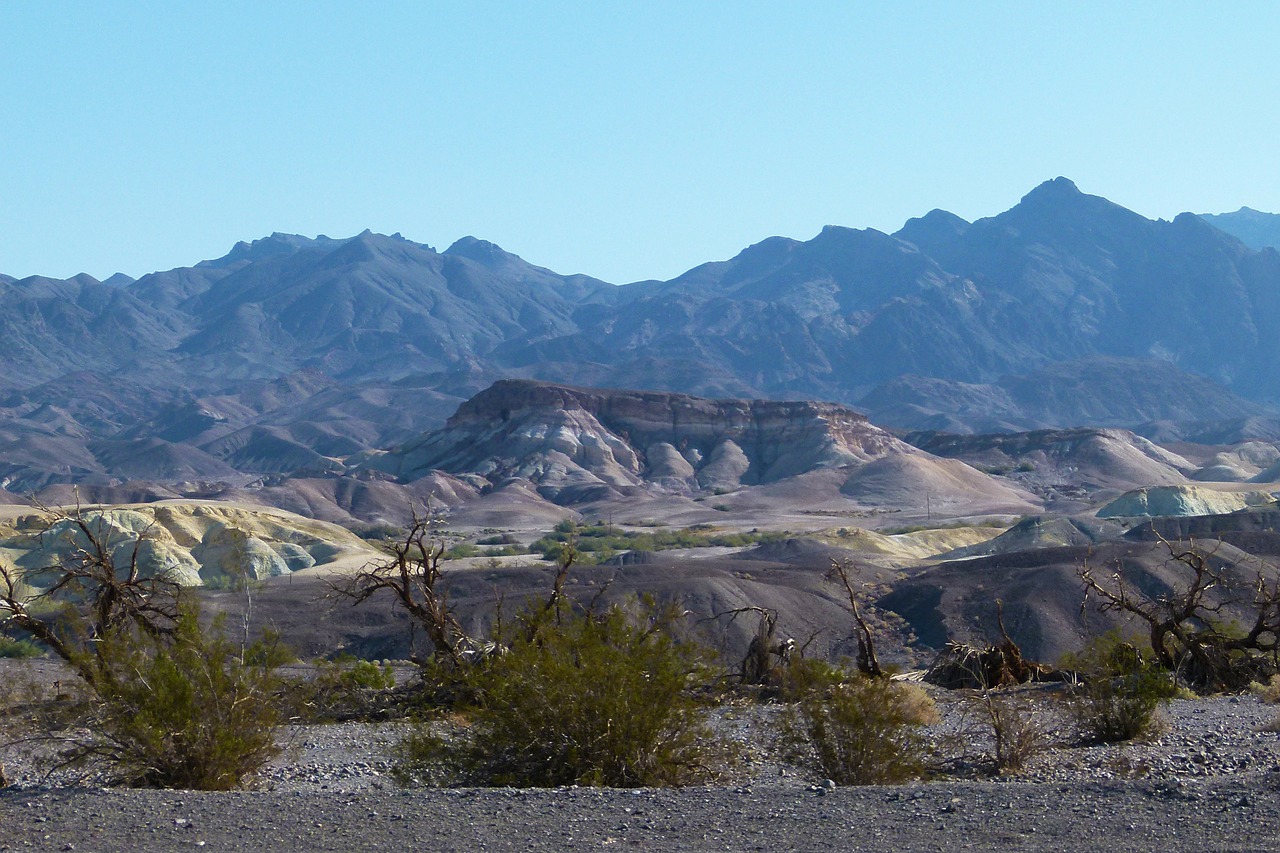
{"left": 442, "top": 542, "right": 479, "bottom": 560}
{"left": 352, "top": 522, "right": 404, "bottom": 541}
{"left": 775, "top": 656, "right": 846, "bottom": 701}
{"left": 786, "top": 674, "right": 939, "bottom": 785}
{"left": 1065, "top": 633, "right": 1177, "bottom": 743}
{"left": 1250, "top": 674, "right": 1280, "bottom": 704}
{"left": 0, "top": 634, "right": 42, "bottom": 659}
{"left": 0, "top": 508, "right": 289, "bottom": 789}
{"left": 296, "top": 656, "right": 399, "bottom": 721}
{"left": 979, "top": 691, "right": 1050, "bottom": 774}
{"left": 336, "top": 657, "right": 396, "bottom": 690}
{"left": 1071, "top": 667, "right": 1176, "bottom": 743}
{"left": 529, "top": 524, "right": 790, "bottom": 561}
{"left": 476, "top": 533, "right": 521, "bottom": 546}
{"left": 1251, "top": 676, "right": 1280, "bottom": 732}
{"left": 67, "top": 607, "right": 286, "bottom": 789}
{"left": 395, "top": 606, "right": 723, "bottom": 787}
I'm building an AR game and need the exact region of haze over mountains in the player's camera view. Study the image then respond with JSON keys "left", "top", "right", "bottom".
{"left": 2, "top": 178, "right": 1280, "bottom": 502}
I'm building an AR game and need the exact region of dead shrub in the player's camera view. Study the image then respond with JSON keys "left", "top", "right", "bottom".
{"left": 978, "top": 691, "right": 1051, "bottom": 774}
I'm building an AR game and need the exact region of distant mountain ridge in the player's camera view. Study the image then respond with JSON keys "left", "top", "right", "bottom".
{"left": 2, "top": 178, "right": 1280, "bottom": 497}
{"left": 1199, "top": 208, "right": 1280, "bottom": 251}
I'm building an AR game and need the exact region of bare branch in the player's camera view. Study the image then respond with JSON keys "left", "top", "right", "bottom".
{"left": 828, "top": 558, "right": 883, "bottom": 678}
{"left": 1078, "top": 534, "right": 1280, "bottom": 691}
{"left": 329, "top": 508, "right": 472, "bottom": 669}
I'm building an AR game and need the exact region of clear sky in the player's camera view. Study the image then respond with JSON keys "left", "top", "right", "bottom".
{"left": 3, "top": 1, "right": 1278, "bottom": 284}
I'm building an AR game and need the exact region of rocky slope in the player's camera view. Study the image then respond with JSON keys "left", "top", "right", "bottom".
{"left": 0, "top": 502, "right": 375, "bottom": 588}
{"left": 365, "top": 380, "right": 1036, "bottom": 515}
{"left": 1096, "top": 485, "right": 1278, "bottom": 519}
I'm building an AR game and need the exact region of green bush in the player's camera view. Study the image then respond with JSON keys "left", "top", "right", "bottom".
{"left": 476, "top": 533, "right": 522, "bottom": 546}
{"left": 71, "top": 607, "right": 286, "bottom": 789}
{"left": 442, "top": 542, "right": 479, "bottom": 560}
{"left": 1072, "top": 666, "right": 1176, "bottom": 743}
{"left": 0, "top": 634, "right": 42, "bottom": 659}
{"left": 296, "top": 656, "right": 399, "bottom": 721}
{"left": 777, "top": 657, "right": 847, "bottom": 701}
{"left": 1065, "top": 633, "right": 1178, "bottom": 743}
{"left": 395, "top": 607, "right": 723, "bottom": 787}
{"left": 786, "top": 674, "right": 938, "bottom": 785}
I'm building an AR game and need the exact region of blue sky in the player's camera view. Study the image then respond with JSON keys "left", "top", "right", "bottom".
{"left": 3, "top": 2, "right": 1278, "bottom": 283}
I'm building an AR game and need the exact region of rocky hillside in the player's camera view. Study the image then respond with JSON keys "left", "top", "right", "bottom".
{"left": 0, "top": 502, "right": 375, "bottom": 588}
{"left": 364, "top": 380, "right": 1035, "bottom": 515}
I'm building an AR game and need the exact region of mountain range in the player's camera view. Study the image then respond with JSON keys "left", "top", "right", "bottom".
{"left": 3, "top": 178, "right": 1280, "bottom": 498}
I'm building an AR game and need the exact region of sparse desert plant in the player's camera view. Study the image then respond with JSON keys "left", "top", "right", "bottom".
{"left": 1252, "top": 676, "right": 1280, "bottom": 732}
{"left": 297, "top": 655, "right": 399, "bottom": 721}
{"left": 1065, "top": 633, "right": 1177, "bottom": 743}
{"left": 978, "top": 691, "right": 1051, "bottom": 774}
{"left": 777, "top": 656, "right": 846, "bottom": 700}
{"left": 395, "top": 605, "right": 724, "bottom": 788}
{"left": 1250, "top": 674, "right": 1280, "bottom": 704}
{"left": 0, "top": 506, "right": 288, "bottom": 789}
{"left": 786, "top": 673, "right": 939, "bottom": 785}
{"left": 0, "top": 504, "right": 184, "bottom": 689}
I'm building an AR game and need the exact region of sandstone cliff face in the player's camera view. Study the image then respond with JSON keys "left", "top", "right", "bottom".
{"left": 374, "top": 380, "right": 959, "bottom": 502}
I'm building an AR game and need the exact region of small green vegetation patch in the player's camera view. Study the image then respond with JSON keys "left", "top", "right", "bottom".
{"left": 530, "top": 523, "right": 791, "bottom": 563}
{"left": 0, "top": 634, "right": 42, "bottom": 659}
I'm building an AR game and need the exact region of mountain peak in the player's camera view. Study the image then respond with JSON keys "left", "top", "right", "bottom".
{"left": 444, "top": 236, "right": 522, "bottom": 266}
{"left": 894, "top": 208, "right": 970, "bottom": 250}
{"left": 1020, "top": 176, "right": 1081, "bottom": 204}
{"left": 202, "top": 232, "right": 346, "bottom": 268}
{"left": 1199, "top": 207, "right": 1280, "bottom": 251}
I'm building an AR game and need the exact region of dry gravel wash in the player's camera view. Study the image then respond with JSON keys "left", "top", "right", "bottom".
{"left": 5, "top": 691, "right": 1280, "bottom": 852}
{"left": 2, "top": 776, "right": 1279, "bottom": 853}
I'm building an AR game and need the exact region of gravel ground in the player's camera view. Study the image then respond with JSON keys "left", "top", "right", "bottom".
{"left": 4, "top": 668, "right": 1280, "bottom": 852}
{"left": 3, "top": 775, "right": 1280, "bottom": 852}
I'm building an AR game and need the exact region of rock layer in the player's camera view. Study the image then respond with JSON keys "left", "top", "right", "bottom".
{"left": 371, "top": 380, "right": 1012, "bottom": 508}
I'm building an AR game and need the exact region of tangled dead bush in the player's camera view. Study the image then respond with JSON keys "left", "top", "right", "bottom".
{"left": 1080, "top": 536, "right": 1280, "bottom": 692}
{"left": 978, "top": 691, "right": 1051, "bottom": 774}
